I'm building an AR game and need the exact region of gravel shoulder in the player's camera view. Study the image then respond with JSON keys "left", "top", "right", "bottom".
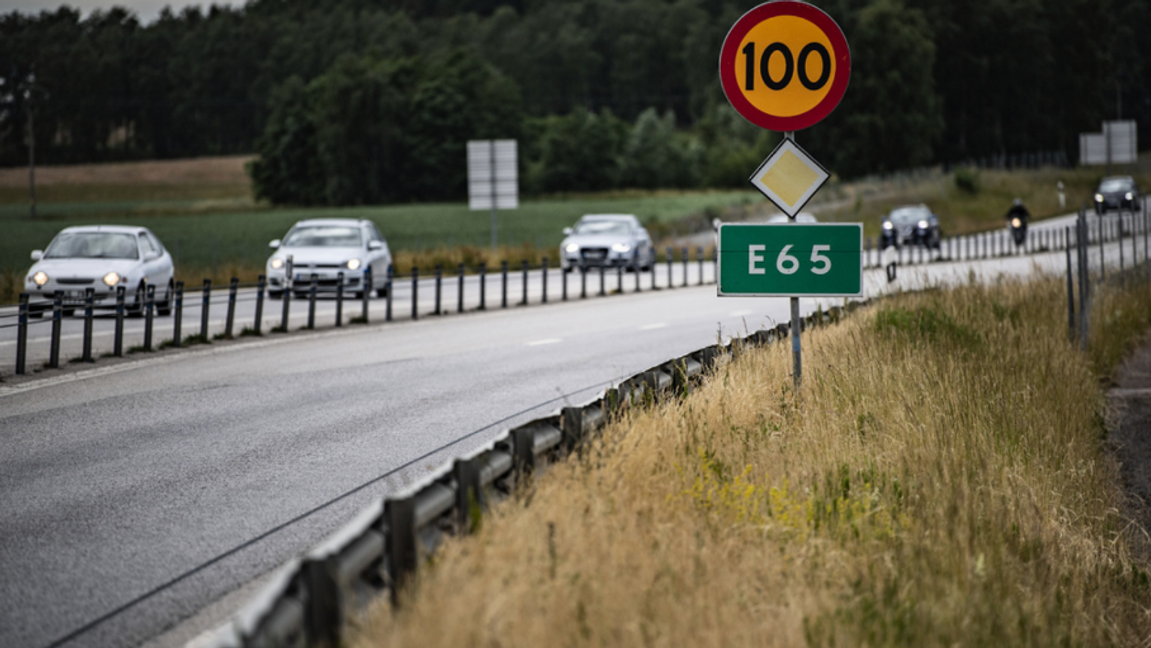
{"left": 1108, "top": 336, "right": 1151, "bottom": 559}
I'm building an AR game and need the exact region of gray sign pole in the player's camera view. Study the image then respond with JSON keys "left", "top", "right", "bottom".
{"left": 489, "top": 142, "right": 497, "bottom": 251}
{"left": 785, "top": 130, "right": 802, "bottom": 392}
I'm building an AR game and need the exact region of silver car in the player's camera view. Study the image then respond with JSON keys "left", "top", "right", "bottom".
{"left": 266, "top": 218, "right": 392, "bottom": 298}
{"left": 24, "top": 225, "right": 175, "bottom": 316}
{"left": 560, "top": 214, "right": 656, "bottom": 272}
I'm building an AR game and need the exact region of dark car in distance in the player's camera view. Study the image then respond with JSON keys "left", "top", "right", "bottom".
{"left": 880, "top": 204, "right": 941, "bottom": 249}
{"left": 1094, "top": 176, "right": 1142, "bottom": 214}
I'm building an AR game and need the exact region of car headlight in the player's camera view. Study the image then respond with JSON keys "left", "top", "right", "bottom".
{"left": 611, "top": 243, "right": 631, "bottom": 253}
{"left": 882, "top": 221, "right": 893, "bottom": 230}
{"left": 270, "top": 258, "right": 284, "bottom": 270}
{"left": 1126, "top": 192, "right": 1134, "bottom": 200}
{"left": 1095, "top": 193, "right": 1104, "bottom": 202}
{"left": 917, "top": 220, "right": 929, "bottom": 229}
{"left": 346, "top": 258, "right": 362, "bottom": 271}
{"left": 1011, "top": 217, "right": 1022, "bottom": 228}
{"left": 103, "top": 272, "right": 121, "bottom": 287}
{"left": 32, "top": 271, "right": 48, "bottom": 286}
{"left": 565, "top": 243, "right": 579, "bottom": 253}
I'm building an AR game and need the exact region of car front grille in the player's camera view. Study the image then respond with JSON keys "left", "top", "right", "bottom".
{"left": 580, "top": 248, "right": 609, "bottom": 261}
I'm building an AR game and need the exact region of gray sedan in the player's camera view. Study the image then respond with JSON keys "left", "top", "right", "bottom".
{"left": 560, "top": 214, "right": 656, "bottom": 272}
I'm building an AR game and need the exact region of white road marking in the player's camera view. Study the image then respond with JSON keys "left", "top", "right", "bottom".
{"left": 639, "top": 323, "right": 668, "bottom": 330}
{"left": 526, "top": 338, "right": 562, "bottom": 346}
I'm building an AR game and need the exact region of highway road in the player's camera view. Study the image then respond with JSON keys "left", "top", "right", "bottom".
{"left": 0, "top": 209, "right": 1145, "bottom": 648}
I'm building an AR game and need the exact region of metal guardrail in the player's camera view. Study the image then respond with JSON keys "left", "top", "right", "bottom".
{"left": 190, "top": 303, "right": 855, "bottom": 648}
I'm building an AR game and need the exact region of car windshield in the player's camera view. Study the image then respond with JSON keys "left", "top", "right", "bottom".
{"left": 1100, "top": 178, "right": 1133, "bottom": 192}
{"left": 888, "top": 208, "right": 928, "bottom": 225}
{"left": 44, "top": 232, "right": 139, "bottom": 259}
{"left": 283, "top": 226, "right": 362, "bottom": 247}
{"left": 574, "top": 220, "right": 631, "bottom": 236}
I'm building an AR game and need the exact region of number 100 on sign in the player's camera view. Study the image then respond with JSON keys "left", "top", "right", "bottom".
{"left": 717, "top": 223, "right": 862, "bottom": 297}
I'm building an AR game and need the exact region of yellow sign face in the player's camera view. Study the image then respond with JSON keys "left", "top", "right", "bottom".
{"left": 735, "top": 16, "right": 836, "bottom": 118}
{"left": 748, "top": 139, "right": 829, "bottom": 217}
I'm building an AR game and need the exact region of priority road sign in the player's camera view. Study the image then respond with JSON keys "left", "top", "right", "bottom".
{"left": 719, "top": 1, "right": 850, "bottom": 132}
{"left": 717, "top": 222, "right": 862, "bottom": 297}
{"left": 749, "top": 138, "right": 828, "bottom": 217}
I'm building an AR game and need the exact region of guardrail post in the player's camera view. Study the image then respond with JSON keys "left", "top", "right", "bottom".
{"left": 74, "top": 290, "right": 94, "bottom": 361}
{"left": 580, "top": 266, "right": 587, "bottom": 299}
{"left": 15, "top": 293, "right": 27, "bottom": 375}
{"left": 114, "top": 286, "right": 125, "bottom": 357}
{"left": 307, "top": 273, "right": 318, "bottom": 330}
{"left": 666, "top": 247, "right": 673, "bottom": 288}
{"left": 598, "top": 264, "right": 605, "bottom": 296}
{"left": 200, "top": 279, "right": 211, "bottom": 341}
{"left": 500, "top": 260, "right": 508, "bottom": 309}
{"left": 225, "top": 277, "right": 238, "bottom": 338}
{"left": 479, "top": 262, "right": 487, "bottom": 310}
{"left": 457, "top": 263, "right": 465, "bottom": 313}
{"left": 254, "top": 275, "right": 266, "bottom": 335}
{"left": 49, "top": 294, "right": 62, "bottom": 368}
{"left": 171, "top": 282, "right": 186, "bottom": 345}
{"left": 454, "top": 458, "right": 482, "bottom": 534}
{"left": 542, "top": 257, "right": 549, "bottom": 303}
{"left": 1099, "top": 217, "right": 1106, "bottom": 282}
{"left": 279, "top": 265, "right": 292, "bottom": 333}
{"left": 411, "top": 266, "right": 419, "bottom": 321}
{"left": 636, "top": 259, "right": 642, "bottom": 292}
{"left": 616, "top": 264, "right": 622, "bottom": 294}
{"left": 434, "top": 264, "right": 443, "bottom": 315}
{"left": 682, "top": 246, "right": 689, "bottom": 286}
{"left": 143, "top": 285, "right": 155, "bottom": 351}
{"left": 698, "top": 246, "right": 704, "bottom": 285}
{"left": 562, "top": 266, "right": 568, "bottom": 301}
{"left": 1120, "top": 214, "right": 1127, "bottom": 285}
{"left": 335, "top": 271, "right": 344, "bottom": 327}
{"left": 1066, "top": 227, "right": 1075, "bottom": 340}
{"left": 386, "top": 496, "right": 419, "bottom": 603}
{"left": 302, "top": 558, "right": 341, "bottom": 647}
{"left": 521, "top": 260, "right": 529, "bottom": 306}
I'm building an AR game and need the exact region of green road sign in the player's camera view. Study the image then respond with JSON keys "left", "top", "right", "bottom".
{"left": 718, "top": 222, "right": 862, "bottom": 297}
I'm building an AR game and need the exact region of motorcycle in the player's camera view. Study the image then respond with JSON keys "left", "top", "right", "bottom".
{"left": 1009, "top": 215, "right": 1028, "bottom": 247}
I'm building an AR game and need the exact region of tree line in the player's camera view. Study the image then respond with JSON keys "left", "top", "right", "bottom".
{"left": 1, "top": 0, "right": 1147, "bottom": 205}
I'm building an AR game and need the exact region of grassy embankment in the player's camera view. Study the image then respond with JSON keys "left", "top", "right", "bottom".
{"left": 353, "top": 275, "right": 1151, "bottom": 647}
{"left": 2, "top": 154, "right": 1149, "bottom": 304}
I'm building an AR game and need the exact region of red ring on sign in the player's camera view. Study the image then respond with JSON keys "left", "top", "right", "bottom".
{"left": 719, "top": 1, "right": 851, "bottom": 131}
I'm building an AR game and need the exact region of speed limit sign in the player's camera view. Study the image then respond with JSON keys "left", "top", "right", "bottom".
{"left": 719, "top": 1, "right": 850, "bottom": 131}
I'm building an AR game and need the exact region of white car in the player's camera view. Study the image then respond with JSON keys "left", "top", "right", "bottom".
{"left": 24, "top": 225, "right": 175, "bottom": 316}
{"left": 560, "top": 214, "right": 656, "bottom": 272}
{"left": 266, "top": 218, "right": 392, "bottom": 298}
{"left": 766, "top": 212, "right": 818, "bottom": 223}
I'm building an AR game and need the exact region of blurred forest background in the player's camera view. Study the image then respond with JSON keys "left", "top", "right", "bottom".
{"left": 0, "top": 0, "right": 1147, "bottom": 205}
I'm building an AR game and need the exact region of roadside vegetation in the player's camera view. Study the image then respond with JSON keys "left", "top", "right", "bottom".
{"left": 352, "top": 275, "right": 1151, "bottom": 646}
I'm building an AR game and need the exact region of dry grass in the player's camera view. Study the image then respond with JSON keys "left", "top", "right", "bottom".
{"left": 353, "top": 277, "right": 1151, "bottom": 647}
{"left": 0, "top": 155, "right": 253, "bottom": 187}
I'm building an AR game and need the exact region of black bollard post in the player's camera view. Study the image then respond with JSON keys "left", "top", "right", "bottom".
{"left": 501, "top": 260, "right": 508, "bottom": 308}
{"left": 666, "top": 247, "right": 674, "bottom": 288}
{"left": 616, "top": 264, "right": 623, "bottom": 294}
{"left": 598, "top": 264, "right": 606, "bottom": 296}
{"left": 521, "top": 260, "right": 529, "bottom": 306}
{"left": 411, "top": 266, "right": 419, "bottom": 321}
{"left": 83, "top": 288, "right": 95, "bottom": 360}
{"left": 254, "top": 275, "right": 266, "bottom": 335}
{"left": 114, "top": 286, "right": 125, "bottom": 356}
{"left": 457, "top": 263, "right": 465, "bottom": 313}
{"left": 698, "top": 246, "right": 704, "bottom": 285}
{"left": 580, "top": 266, "right": 588, "bottom": 299}
{"left": 542, "top": 257, "right": 549, "bottom": 303}
{"left": 144, "top": 285, "right": 155, "bottom": 351}
{"left": 1066, "top": 227, "right": 1075, "bottom": 340}
{"left": 200, "top": 279, "right": 211, "bottom": 341}
{"left": 279, "top": 269, "right": 291, "bottom": 334}
{"left": 682, "top": 247, "right": 689, "bottom": 287}
{"left": 434, "top": 265, "right": 443, "bottom": 315}
{"left": 335, "top": 271, "right": 344, "bottom": 327}
{"left": 307, "top": 273, "right": 317, "bottom": 330}
{"left": 636, "top": 259, "right": 642, "bottom": 292}
{"left": 15, "top": 294, "right": 28, "bottom": 375}
{"left": 225, "top": 277, "right": 238, "bottom": 338}
{"left": 479, "top": 262, "right": 487, "bottom": 310}
{"left": 49, "top": 294, "right": 62, "bottom": 368}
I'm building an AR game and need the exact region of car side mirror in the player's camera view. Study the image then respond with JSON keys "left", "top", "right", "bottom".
{"left": 562, "top": 227, "right": 573, "bottom": 236}
{"left": 144, "top": 251, "right": 160, "bottom": 261}
{"left": 269, "top": 239, "right": 281, "bottom": 249}
{"left": 368, "top": 240, "right": 383, "bottom": 251}
{"left": 30, "top": 250, "right": 43, "bottom": 261}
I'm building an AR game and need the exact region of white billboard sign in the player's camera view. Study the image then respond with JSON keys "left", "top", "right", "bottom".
{"left": 1080, "top": 120, "right": 1137, "bottom": 166}
{"left": 467, "top": 140, "right": 518, "bottom": 210}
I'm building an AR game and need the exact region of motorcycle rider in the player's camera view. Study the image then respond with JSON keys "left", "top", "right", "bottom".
{"left": 1006, "top": 198, "right": 1030, "bottom": 246}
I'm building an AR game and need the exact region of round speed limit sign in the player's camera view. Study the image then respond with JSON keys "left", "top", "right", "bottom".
{"left": 719, "top": 1, "right": 850, "bottom": 131}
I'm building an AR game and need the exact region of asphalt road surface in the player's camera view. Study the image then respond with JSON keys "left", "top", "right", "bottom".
{"left": 0, "top": 209, "right": 1145, "bottom": 648}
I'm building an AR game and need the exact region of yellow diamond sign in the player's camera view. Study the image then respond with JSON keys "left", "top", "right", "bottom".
{"left": 749, "top": 138, "right": 829, "bottom": 217}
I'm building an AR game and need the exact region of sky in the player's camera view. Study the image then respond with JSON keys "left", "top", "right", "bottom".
{"left": 1, "top": 0, "right": 246, "bottom": 23}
